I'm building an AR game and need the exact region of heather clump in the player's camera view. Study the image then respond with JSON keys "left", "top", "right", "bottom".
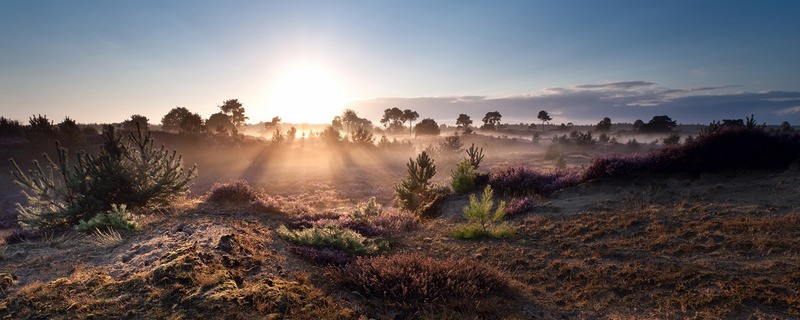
{"left": 204, "top": 180, "right": 282, "bottom": 213}
{"left": 205, "top": 179, "right": 259, "bottom": 205}
{"left": 489, "top": 167, "right": 581, "bottom": 196}
{"left": 583, "top": 123, "right": 800, "bottom": 180}
{"left": 505, "top": 196, "right": 542, "bottom": 216}
{"left": 338, "top": 253, "right": 509, "bottom": 302}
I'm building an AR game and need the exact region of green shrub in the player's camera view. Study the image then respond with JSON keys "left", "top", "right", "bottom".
{"left": 466, "top": 143, "right": 484, "bottom": 168}
{"left": 351, "top": 197, "right": 382, "bottom": 222}
{"left": 276, "top": 225, "right": 380, "bottom": 255}
{"left": 394, "top": 151, "right": 437, "bottom": 214}
{"left": 451, "top": 160, "right": 477, "bottom": 195}
{"left": 11, "top": 125, "right": 196, "bottom": 232}
{"left": 452, "top": 185, "right": 514, "bottom": 239}
{"left": 75, "top": 204, "right": 142, "bottom": 232}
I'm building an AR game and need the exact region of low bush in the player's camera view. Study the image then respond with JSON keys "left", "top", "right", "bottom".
{"left": 489, "top": 167, "right": 581, "bottom": 196}
{"left": 338, "top": 253, "right": 509, "bottom": 302}
{"left": 276, "top": 225, "right": 380, "bottom": 255}
{"left": 505, "top": 196, "right": 542, "bottom": 216}
{"left": 75, "top": 204, "right": 142, "bottom": 232}
{"left": 371, "top": 208, "right": 419, "bottom": 232}
{"left": 584, "top": 126, "right": 800, "bottom": 180}
{"left": 350, "top": 197, "right": 382, "bottom": 222}
{"left": 205, "top": 180, "right": 259, "bottom": 205}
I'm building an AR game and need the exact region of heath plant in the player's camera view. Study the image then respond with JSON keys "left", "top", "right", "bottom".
{"left": 452, "top": 185, "right": 514, "bottom": 239}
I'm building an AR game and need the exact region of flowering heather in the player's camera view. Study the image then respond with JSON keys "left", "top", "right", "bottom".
{"left": 372, "top": 208, "right": 419, "bottom": 232}
{"left": 489, "top": 167, "right": 582, "bottom": 196}
{"left": 338, "top": 253, "right": 509, "bottom": 302}
{"left": 505, "top": 196, "right": 542, "bottom": 216}
{"left": 583, "top": 128, "right": 800, "bottom": 180}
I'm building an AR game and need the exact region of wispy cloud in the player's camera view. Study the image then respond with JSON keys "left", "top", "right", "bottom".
{"left": 576, "top": 81, "right": 655, "bottom": 89}
{"left": 350, "top": 82, "right": 800, "bottom": 125}
{"left": 774, "top": 106, "right": 800, "bottom": 115}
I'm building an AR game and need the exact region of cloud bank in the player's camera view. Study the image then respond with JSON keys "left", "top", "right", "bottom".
{"left": 349, "top": 82, "right": 800, "bottom": 125}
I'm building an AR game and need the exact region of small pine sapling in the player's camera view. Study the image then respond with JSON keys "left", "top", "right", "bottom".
{"left": 466, "top": 143, "right": 484, "bottom": 168}
{"left": 11, "top": 124, "right": 196, "bottom": 232}
{"left": 351, "top": 197, "right": 382, "bottom": 222}
{"left": 394, "top": 151, "right": 437, "bottom": 214}
{"left": 464, "top": 185, "right": 506, "bottom": 234}
{"left": 451, "top": 160, "right": 477, "bottom": 195}
{"left": 452, "top": 185, "right": 514, "bottom": 239}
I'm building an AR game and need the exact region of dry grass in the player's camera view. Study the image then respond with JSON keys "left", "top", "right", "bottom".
{"left": 511, "top": 204, "right": 800, "bottom": 319}
{"left": 91, "top": 227, "right": 124, "bottom": 248}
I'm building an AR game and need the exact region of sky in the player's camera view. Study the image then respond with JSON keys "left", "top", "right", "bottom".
{"left": 1, "top": 1, "right": 799, "bottom": 125}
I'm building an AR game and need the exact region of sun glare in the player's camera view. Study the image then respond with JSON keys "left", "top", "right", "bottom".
{"left": 263, "top": 65, "right": 349, "bottom": 124}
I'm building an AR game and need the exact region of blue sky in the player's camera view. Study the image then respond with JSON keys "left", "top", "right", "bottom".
{"left": 1, "top": 1, "right": 799, "bottom": 125}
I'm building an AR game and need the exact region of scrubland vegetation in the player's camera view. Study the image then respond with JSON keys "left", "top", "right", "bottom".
{"left": 1, "top": 108, "right": 799, "bottom": 319}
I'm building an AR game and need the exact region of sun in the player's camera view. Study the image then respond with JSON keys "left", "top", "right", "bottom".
{"left": 263, "top": 64, "right": 349, "bottom": 124}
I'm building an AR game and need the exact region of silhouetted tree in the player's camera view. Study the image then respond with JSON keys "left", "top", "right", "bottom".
{"left": 780, "top": 121, "right": 794, "bottom": 133}
{"left": 331, "top": 116, "right": 343, "bottom": 131}
{"left": 380, "top": 107, "right": 405, "bottom": 133}
{"left": 402, "top": 109, "right": 419, "bottom": 134}
{"left": 722, "top": 119, "right": 745, "bottom": 128}
{"left": 58, "top": 117, "right": 83, "bottom": 146}
{"left": 639, "top": 115, "right": 677, "bottom": 132}
{"left": 595, "top": 117, "right": 612, "bottom": 132}
{"left": 341, "top": 109, "right": 373, "bottom": 135}
{"left": 179, "top": 113, "right": 204, "bottom": 133}
{"left": 161, "top": 107, "right": 192, "bottom": 132}
{"left": 286, "top": 126, "right": 297, "bottom": 143}
{"left": 342, "top": 109, "right": 360, "bottom": 133}
{"left": 162, "top": 107, "right": 204, "bottom": 133}
{"left": 633, "top": 119, "right": 644, "bottom": 130}
{"left": 122, "top": 114, "right": 149, "bottom": 132}
{"left": 207, "top": 112, "right": 235, "bottom": 134}
{"left": 414, "top": 118, "right": 441, "bottom": 136}
{"left": 481, "top": 111, "right": 502, "bottom": 131}
{"left": 350, "top": 126, "right": 375, "bottom": 146}
{"left": 219, "top": 99, "right": 248, "bottom": 127}
{"left": 537, "top": 110, "right": 552, "bottom": 131}
{"left": 456, "top": 114, "right": 473, "bottom": 133}
{"left": 25, "top": 114, "right": 56, "bottom": 143}
{"left": 0, "top": 116, "right": 22, "bottom": 137}
{"left": 320, "top": 125, "right": 343, "bottom": 145}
